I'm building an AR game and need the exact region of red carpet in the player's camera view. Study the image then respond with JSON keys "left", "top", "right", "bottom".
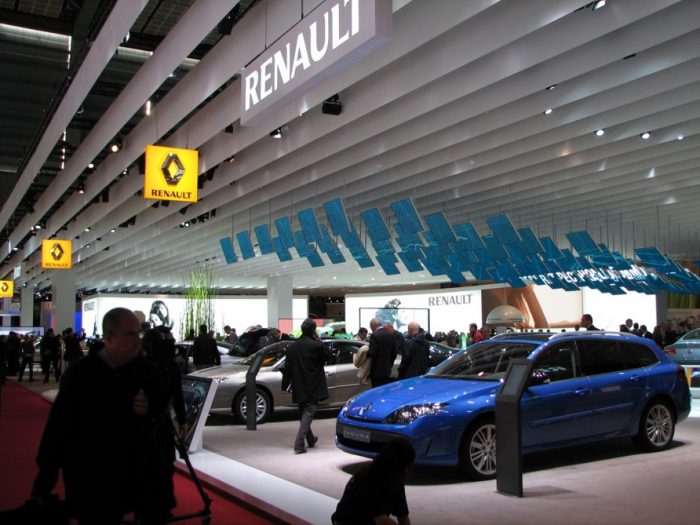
{"left": 0, "top": 380, "right": 279, "bottom": 524}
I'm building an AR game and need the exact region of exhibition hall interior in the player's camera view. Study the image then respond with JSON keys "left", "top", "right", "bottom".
{"left": 1, "top": 1, "right": 699, "bottom": 524}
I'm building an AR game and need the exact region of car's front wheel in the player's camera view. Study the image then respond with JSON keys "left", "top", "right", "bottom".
{"left": 232, "top": 389, "right": 271, "bottom": 424}
{"left": 458, "top": 416, "right": 497, "bottom": 480}
{"left": 633, "top": 400, "right": 675, "bottom": 452}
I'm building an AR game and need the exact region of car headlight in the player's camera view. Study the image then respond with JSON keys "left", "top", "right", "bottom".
{"left": 340, "top": 396, "right": 356, "bottom": 417}
{"left": 383, "top": 402, "right": 449, "bottom": 424}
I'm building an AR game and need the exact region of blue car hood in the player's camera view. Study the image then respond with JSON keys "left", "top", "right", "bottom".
{"left": 346, "top": 376, "right": 498, "bottom": 421}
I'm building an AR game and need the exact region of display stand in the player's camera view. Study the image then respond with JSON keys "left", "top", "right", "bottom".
{"left": 245, "top": 352, "right": 266, "bottom": 430}
{"left": 181, "top": 376, "right": 218, "bottom": 453}
{"left": 495, "top": 358, "right": 533, "bottom": 497}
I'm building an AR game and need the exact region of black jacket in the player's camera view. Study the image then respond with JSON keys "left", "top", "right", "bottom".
{"left": 191, "top": 334, "right": 220, "bottom": 366}
{"left": 284, "top": 335, "right": 330, "bottom": 405}
{"left": 398, "top": 333, "right": 430, "bottom": 379}
{"left": 368, "top": 328, "right": 403, "bottom": 380}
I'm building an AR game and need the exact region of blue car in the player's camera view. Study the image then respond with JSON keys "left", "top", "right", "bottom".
{"left": 336, "top": 331, "right": 691, "bottom": 480}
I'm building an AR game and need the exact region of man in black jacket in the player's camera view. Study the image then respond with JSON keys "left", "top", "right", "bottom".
{"left": 368, "top": 318, "right": 403, "bottom": 387}
{"left": 398, "top": 322, "right": 430, "bottom": 380}
{"left": 32, "top": 307, "right": 170, "bottom": 524}
{"left": 284, "top": 318, "right": 331, "bottom": 454}
{"left": 191, "top": 324, "right": 220, "bottom": 369}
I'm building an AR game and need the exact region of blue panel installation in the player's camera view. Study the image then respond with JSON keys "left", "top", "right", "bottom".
{"left": 272, "top": 236, "right": 293, "bottom": 262}
{"left": 391, "top": 198, "right": 423, "bottom": 234}
{"left": 274, "top": 216, "right": 295, "bottom": 249}
{"left": 566, "top": 231, "right": 601, "bottom": 256}
{"left": 424, "top": 212, "right": 457, "bottom": 244}
{"left": 298, "top": 208, "right": 321, "bottom": 243}
{"left": 324, "top": 198, "right": 351, "bottom": 236}
{"left": 219, "top": 237, "right": 237, "bottom": 264}
{"left": 253, "top": 224, "right": 274, "bottom": 254}
{"left": 236, "top": 231, "right": 256, "bottom": 260}
{"left": 486, "top": 215, "right": 522, "bottom": 246}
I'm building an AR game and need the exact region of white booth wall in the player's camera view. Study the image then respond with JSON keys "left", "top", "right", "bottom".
{"left": 81, "top": 294, "right": 308, "bottom": 339}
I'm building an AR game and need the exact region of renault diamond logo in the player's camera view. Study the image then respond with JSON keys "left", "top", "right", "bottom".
{"left": 161, "top": 153, "right": 185, "bottom": 185}
{"left": 50, "top": 243, "right": 64, "bottom": 261}
{"left": 358, "top": 402, "right": 373, "bottom": 416}
{"left": 0, "top": 282, "right": 8, "bottom": 292}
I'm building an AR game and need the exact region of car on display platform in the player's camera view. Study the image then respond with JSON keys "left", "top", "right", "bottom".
{"left": 189, "top": 338, "right": 366, "bottom": 424}
{"left": 336, "top": 331, "right": 691, "bottom": 480}
{"left": 663, "top": 328, "right": 700, "bottom": 365}
{"left": 175, "top": 340, "right": 246, "bottom": 367}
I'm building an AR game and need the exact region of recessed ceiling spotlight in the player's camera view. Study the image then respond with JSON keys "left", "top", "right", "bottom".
{"left": 77, "top": 184, "right": 85, "bottom": 194}
{"left": 593, "top": 0, "right": 606, "bottom": 10}
{"left": 88, "top": 163, "right": 94, "bottom": 169}
{"left": 110, "top": 228, "right": 116, "bottom": 233}
{"left": 544, "top": 108, "right": 553, "bottom": 115}
{"left": 640, "top": 131, "right": 651, "bottom": 140}
{"left": 269, "top": 128, "right": 283, "bottom": 139}
{"left": 84, "top": 227, "right": 91, "bottom": 232}
{"left": 677, "top": 134, "right": 684, "bottom": 141}
{"left": 546, "top": 84, "right": 557, "bottom": 91}
{"left": 110, "top": 140, "right": 121, "bottom": 153}
{"left": 595, "top": 129, "right": 605, "bottom": 136}
{"left": 85, "top": 244, "right": 91, "bottom": 249}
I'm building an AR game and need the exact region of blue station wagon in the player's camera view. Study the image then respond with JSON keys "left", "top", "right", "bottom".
{"left": 336, "top": 331, "right": 691, "bottom": 480}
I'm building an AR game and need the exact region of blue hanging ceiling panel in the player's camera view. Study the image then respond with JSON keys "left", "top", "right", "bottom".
{"left": 483, "top": 235, "right": 508, "bottom": 261}
{"left": 274, "top": 216, "right": 295, "bottom": 249}
{"left": 297, "top": 208, "right": 322, "bottom": 244}
{"left": 518, "top": 228, "right": 544, "bottom": 255}
{"left": 376, "top": 253, "right": 400, "bottom": 275}
{"left": 219, "top": 237, "right": 237, "bottom": 264}
{"left": 566, "top": 231, "right": 602, "bottom": 257}
{"left": 397, "top": 251, "right": 424, "bottom": 272}
{"left": 342, "top": 225, "right": 374, "bottom": 268}
{"left": 253, "top": 224, "right": 274, "bottom": 255}
{"left": 486, "top": 215, "right": 523, "bottom": 246}
{"left": 424, "top": 213, "right": 457, "bottom": 244}
{"left": 324, "top": 198, "right": 351, "bottom": 236}
{"left": 391, "top": 198, "right": 423, "bottom": 234}
{"left": 318, "top": 224, "right": 346, "bottom": 264}
{"left": 272, "top": 236, "right": 293, "bottom": 262}
{"left": 236, "top": 231, "right": 256, "bottom": 260}
{"left": 540, "top": 236, "right": 563, "bottom": 261}
{"left": 361, "top": 208, "right": 394, "bottom": 256}
{"left": 558, "top": 249, "right": 580, "bottom": 271}
{"left": 453, "top": 222, "right": 485, "bottom": 251}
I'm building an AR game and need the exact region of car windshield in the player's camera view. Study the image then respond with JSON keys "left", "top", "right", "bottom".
{"left": 681, "top": 328, "right": 700, "bottom": 341}
{"left": 239, "top": 342, "right": 289, "bottom": 367}
{"left": 426, "top": 341, "right": 538, "bottom": 381}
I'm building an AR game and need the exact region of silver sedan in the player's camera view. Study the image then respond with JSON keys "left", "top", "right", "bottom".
{"left": 189, "top": 339, "right": 367, "bottom": 423}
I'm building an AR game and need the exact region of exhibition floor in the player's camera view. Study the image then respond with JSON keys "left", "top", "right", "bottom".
{"left": 195, "top": 404, "right": 700, "bottom": 525}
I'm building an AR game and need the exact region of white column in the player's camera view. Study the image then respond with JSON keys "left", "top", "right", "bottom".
{"left": 21, "top": 285, "right": 34, "bottom": 327}
{"left": 1, "top": 298, "right": 11, "bottom": 327}
{"left": 53, "top": 269, "right": 76, "bottom": 332}
{"left": 267, "top": 275, "right": 293, "bottom": 328}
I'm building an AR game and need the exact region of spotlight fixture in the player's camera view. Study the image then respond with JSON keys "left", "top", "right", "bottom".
{"left": 595, "top": 129, "right": 605, "bottom": 136}
{"left": 184, "top": 221, "right": 191, "bottom": 228}
{"left": 77, "top": 184, "right": 85, "bottom": 194}
{"left": 544, "top": 108, "right": 553, "bottom": 115}
{"left": 640, "top": 131, "right": 651, "bottom": 140}
{"left": 677, "top": 134, "right": 684, "bottom": 141}
{"left": 270, "top": 128, "right": 283, "bottom": 139}
{"left": 34, "top": 222, "right": 44, "bottom": 230}
{"left": 110, "top": 139, "right": 121, "bottom": 153}
{"left": 322, "top": 94, "right": 342, "bottom": 115}
{"left": 84, "top": 227, "right": 91, "bottom": 232}
{"left": 12, "top": 247, "right": 18, "bottom": 252}
{"left": 592, "top": 0, "right": 606, "bottom": 10}
{"left": 546, "top": 84, "right": 557, "bottom": 91}
{"left": 110, "top": 228, "right": 116, "bottom": 233}
{"left": 85, "top": 243, "right": 91, "bottom": 249}
{"left": 88, "top": 162, "right": 95, "bottom": 169}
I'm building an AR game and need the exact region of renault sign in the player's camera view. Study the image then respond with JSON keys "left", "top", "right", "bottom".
{"left": 41, "top": 240, "right": 72, "bottom": 270}
{"left": 144, "top": 145, "right": 199, "bottom": 203}
{"left": 240, "top": 0, "right": 392, "bottom": 125}
{"left": 0, "top": 280, "right": 13, "bottom": 298}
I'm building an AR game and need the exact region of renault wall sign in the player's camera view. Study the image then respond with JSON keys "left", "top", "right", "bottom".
{"left": 0, "top": 280, "right": 13, "bottom": 298}
{"left": 41, "top": 240, "right": 72, "bottom": 270}
{"left": 144, "top": 145, "right": 199, "bottom": 203}
{"left": 240, "top": 0, "right": 392, "bottom": 125}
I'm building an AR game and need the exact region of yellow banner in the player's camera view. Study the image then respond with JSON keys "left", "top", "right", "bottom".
{"left": 0, "top": 280, "right": 13, "bottom": 297}
{"left": 41, "top": 239, "right": 72, "bottom": 270}
{"left": 144, "top": 145, "right": 198, "bottom": 203}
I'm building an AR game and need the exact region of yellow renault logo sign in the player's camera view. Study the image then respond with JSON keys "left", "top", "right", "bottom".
{"left": 41, "top": 239, "right": 72, "bottom": 269}
{"left": 0, "top": 280, "right": 13, "bottom": 297}
{"left": 144, "top": 145, "right": 198, "bottom": 203}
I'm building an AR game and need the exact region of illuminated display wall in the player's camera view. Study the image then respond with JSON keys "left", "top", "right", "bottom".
{"left": 81, "top": 294, "right": 308, "bottom": 338}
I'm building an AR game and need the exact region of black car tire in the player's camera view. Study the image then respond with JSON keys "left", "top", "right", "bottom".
{"left": 232, "top": 389, "right": 271, "bottom": 425}
{"left": 458, "top": 416, "right": 497, "bottom": 480}
{"left": 632, "top": 399, "right": 675, "bottom": 452}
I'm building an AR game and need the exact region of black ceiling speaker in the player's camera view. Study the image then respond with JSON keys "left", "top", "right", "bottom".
{"left": 322, "top": 94, "right": 342, "bottom": 115}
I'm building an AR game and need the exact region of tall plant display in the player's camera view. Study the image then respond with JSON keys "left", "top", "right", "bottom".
{"left": 181, "top": 266, "right": 215, "bottom": 340}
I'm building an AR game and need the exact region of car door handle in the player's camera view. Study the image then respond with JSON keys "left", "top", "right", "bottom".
{"left": 574, "top": 387, "right": 590, "bottom": 396}
{"left": 629, "top": 375, "right": 642, "bottom": 382}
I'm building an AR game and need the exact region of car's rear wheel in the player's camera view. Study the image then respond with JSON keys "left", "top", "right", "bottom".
{"left": 458, "top": 417, "right": 497, "bottom": 480}
{"left": 232, "top": 389, "right": 271, "bottom": 424}
{"left": 633, "top": 400, "right": 675, "bottom": 451}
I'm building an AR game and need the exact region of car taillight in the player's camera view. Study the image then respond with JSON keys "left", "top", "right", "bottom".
{"left": 664, "top": 346, "right": 677, "bottom": 355}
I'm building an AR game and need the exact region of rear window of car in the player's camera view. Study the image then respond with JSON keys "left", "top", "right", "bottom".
{"left": 577, "top": 339, "right": 625, "bottom": 376}
{"left": 619, "top": 341, "right": 659, "bottom": 369}
{"left": 427, "top": 341, "right": 538, "bottom": 380}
